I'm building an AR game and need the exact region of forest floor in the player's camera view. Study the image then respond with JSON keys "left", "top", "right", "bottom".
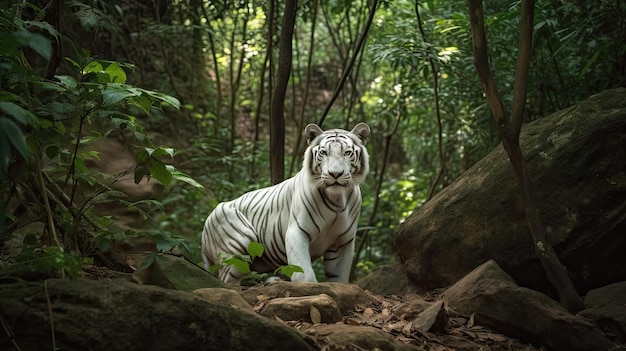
{"left": 80, "top": 262, "right": 545, "bottom": 351}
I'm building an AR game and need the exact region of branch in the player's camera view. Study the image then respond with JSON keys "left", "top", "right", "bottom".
{"left": 510, "top": 0, "right": 534, "bottom": 136}
{"left": 318, "top": 0, "right": 379, "bottom": 127}
{"left": 468, "top": 0, "right": 506, "bottom": 125}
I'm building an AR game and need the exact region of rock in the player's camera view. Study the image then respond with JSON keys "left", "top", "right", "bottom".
{"left": 259, "top": 294, "right": 343, "bottom": 323}
{"left": 0, "top": 279, "right": 314, "bottom": 351}
{"left": 442, "top": 260, "right": 614, "bottom": 351}
{"left": 192, "top": 288, "right": 253, "bottom": 311}
{"left": 393, "top": 296, "right": 433, "bottom": 320}
{"left": 411, "top": 300, "right": 447, "bottom": 333}
{"left": 356, "top": 263, "right": 423, "bottom": 295}
{"left": 133, "top": 253, "right": 225, "bottom": 291}
{"left": 395, "top": 88, "right": 626, "bottom": 295}
{"left": 305, "top": 323, "right": 424, "bottom": 351}
{"left": 580, "top": 281, "right": 626, "bottom": 342}
{"left": 240, "top": 281, "right": 372, "bottom": 314}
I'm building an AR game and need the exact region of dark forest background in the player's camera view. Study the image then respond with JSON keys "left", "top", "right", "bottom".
{"left": 1, "top": 0, "right": 624, "bottom": 279}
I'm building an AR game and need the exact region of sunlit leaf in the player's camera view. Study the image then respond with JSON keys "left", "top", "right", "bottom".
{"left": 104, "top": 62, "right": 127, "bottom": 83}
{"left": 278, "top": 264, "right": 304, "bottom": 278}
{"left": 247, "top": 242, "right": 264, "bottom": 258}
{"left": 224, "top": 257, "right": 251, "bottom": 275}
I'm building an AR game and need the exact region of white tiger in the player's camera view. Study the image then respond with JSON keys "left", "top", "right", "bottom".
{"left": 202, "top": 122, "right": 370, "bottom": 283}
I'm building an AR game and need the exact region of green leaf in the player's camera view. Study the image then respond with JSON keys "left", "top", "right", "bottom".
{"left": 0, "top": 137, "right": 9, "bottom": 174}
{"left": 83, "top": 60, "right": 103, "bottom": 75}
{"left": 104, "top": 62, "right": 127, "bottom": 83}
{"left": 247, "top": 242, "right": 264, "bottom": 258}
{"left": 156, "top": 239, "right": 177, "bottom": 253}
{"left": 55, "top": 75, "right": 78, "bottom": 90}
{"left": 209, "top": 263, "right": 222, "bottom": 274}
{"left": 147, "top": 157, "right": 172, "bottom": 186}
{"left": 135, "top": 148, "right": 149, "bottom": 164}
{"left": 134, "top": 165, "right": 149, "bottom": 184}
{"left": 0, "top": 118, "right": 31, "bottom": 164}
{"left": 146, "top": 91, "right": 181, "bottom": 109}
{"left": 101, "top": 86, "right": 135, "bottom": 107}
{"left": 136, "top": 253, "right": 157, "bottom": 273}
{"left": 278, "top": 264, "right": 304, "bottom": 278}
{"left": 0, "top": 101, "right": 36, "bottom": 125}
{"left": 13, "top": 30, "right": 51, "bottom": 60}
{"left": 98, "top": 237, "right": 112, "bottom": 252}
{"left": 224, "top": 257, "right": 251, "bottom": 275}
{"left": 166, "top": 165, "right": 205, "bottom": 189}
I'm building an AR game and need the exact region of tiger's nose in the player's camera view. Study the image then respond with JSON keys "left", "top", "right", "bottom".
{"left": 329, "top": 171, "right": 344, "bottom": 179}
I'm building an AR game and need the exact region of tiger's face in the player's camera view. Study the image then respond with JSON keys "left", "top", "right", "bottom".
{"left": 304, "top": 123, "right": 370, "bottom": 191}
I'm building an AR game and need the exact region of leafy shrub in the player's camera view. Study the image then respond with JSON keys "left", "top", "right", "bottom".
{"left": 0, "top": 2, "right": 201, "bottom": 277}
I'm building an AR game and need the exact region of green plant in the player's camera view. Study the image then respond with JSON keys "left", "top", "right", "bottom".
{"left": 0, "top": 2, "right": 202, "bottom": 278}
{"left": 209, "top": 242, "right": 304, "bottom": 286}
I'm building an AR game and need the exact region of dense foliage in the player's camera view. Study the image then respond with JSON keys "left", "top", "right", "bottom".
{"left": 1, "top": 0, "right": 623, "bottom": 280}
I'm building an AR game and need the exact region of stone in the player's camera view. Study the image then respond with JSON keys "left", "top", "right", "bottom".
{"left": 580, "top": 281, "right": 626, "bottom": 342}
{"left": 0, "top": 279, "right": 314, "bottom": 351}
{"left": 192, "top": 288, "right": 253, "bottom": 311}
{"left": 356, "top": 263, "right": 423, "bottom": 295}
{"left": 259, "top": 294, "right": 343, "bottom": 323}
{"left": 395, "top": 88, "right": 626, "bottom": 296}
{"left": 442, "top": 260, "right": 614, "bottom": 351}
{"left": 305, "top": 323, "right": 425, "bottom": 351}
{"left": 240, "top": 281, "right": 372, "bottom": 314}
{"left": 412, "top": 300, "right": 447, "bottom": 332}
{"left": 133, "top": 253, "right": 225, "bottom": 291}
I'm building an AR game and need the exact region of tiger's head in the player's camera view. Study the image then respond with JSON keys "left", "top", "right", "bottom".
{"left": 303, "top": 123, "right": 370, "bottom": 192}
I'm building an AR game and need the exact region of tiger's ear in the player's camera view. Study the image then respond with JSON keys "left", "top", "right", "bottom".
{"left": 351, "top": 123, "right": 370, "bottom": 145}
{"left": 304, "top": 124, "right": 324, "bottom": 145}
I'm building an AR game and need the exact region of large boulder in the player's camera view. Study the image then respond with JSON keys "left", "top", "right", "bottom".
{"left": 442, "top": 260, "right": 614, "bottom": 351}
{"left": 395, "top": 88, "right": 626, "bottom": 295}
{"left": 0, "top": 279, "right": 313, "bottom": 351}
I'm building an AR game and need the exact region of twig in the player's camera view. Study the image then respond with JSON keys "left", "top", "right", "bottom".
{"left": 0, "top": 313, "right": 22, "bottom": 351}
{"left": 414, "top": 1, "right": 445, "bottom": 200}
{"left": 318, "top": 0, "right": 379, "bottom": 127}
{"left": 34, "top": 148, "right": 65, "bottom": 278}
{"left": 44, "top": 280, "right": 57, "bottom": 350}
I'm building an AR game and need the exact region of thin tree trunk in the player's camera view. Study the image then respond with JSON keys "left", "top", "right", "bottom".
{"left": 468, "top": 0, "right": 584, "bottom": 312}
{"left": 200, "top": 5, "right": 222, "bottom": 136}
{"left": 270, "top": 0, "right": 297, "bottom": 184}
{"left": 414, "top": 0, "right": 445, "bottom": 200}
{"left": 289, "top": 0, "right": 318, "bottom": 177}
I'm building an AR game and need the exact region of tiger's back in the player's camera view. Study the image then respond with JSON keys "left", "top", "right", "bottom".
{"left": 202, "top": 123, "right": 370, "bottom": 283}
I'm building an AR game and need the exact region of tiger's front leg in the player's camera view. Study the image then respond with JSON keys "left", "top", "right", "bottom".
{"left": 285, "top": 227, "right": 318, "bottom": 282}
{"left": 323, "top": 239, "right": 355, "bottom": 283}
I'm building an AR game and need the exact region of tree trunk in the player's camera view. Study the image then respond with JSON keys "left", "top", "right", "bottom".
{"left": 270, "top": 0, "right": 297, "bottom": 184}
{"left": 468, "top": 0, "right": 584, "bottom": 312}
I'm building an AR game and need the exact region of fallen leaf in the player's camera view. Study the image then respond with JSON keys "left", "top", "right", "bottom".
{"left": 310, "top": 305, "right": 322, "bottom": 324}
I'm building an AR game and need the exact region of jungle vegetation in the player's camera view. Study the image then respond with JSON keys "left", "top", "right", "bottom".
{"left": 1, "top": 0, "right": 624, "bottom": 282}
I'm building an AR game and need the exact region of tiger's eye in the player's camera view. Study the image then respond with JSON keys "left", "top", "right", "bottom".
{"left": 319, "top": 149, "right": 327, "bottom": 156}
{"left": 344, "top": 150, "right": 353, "bottom": 157}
